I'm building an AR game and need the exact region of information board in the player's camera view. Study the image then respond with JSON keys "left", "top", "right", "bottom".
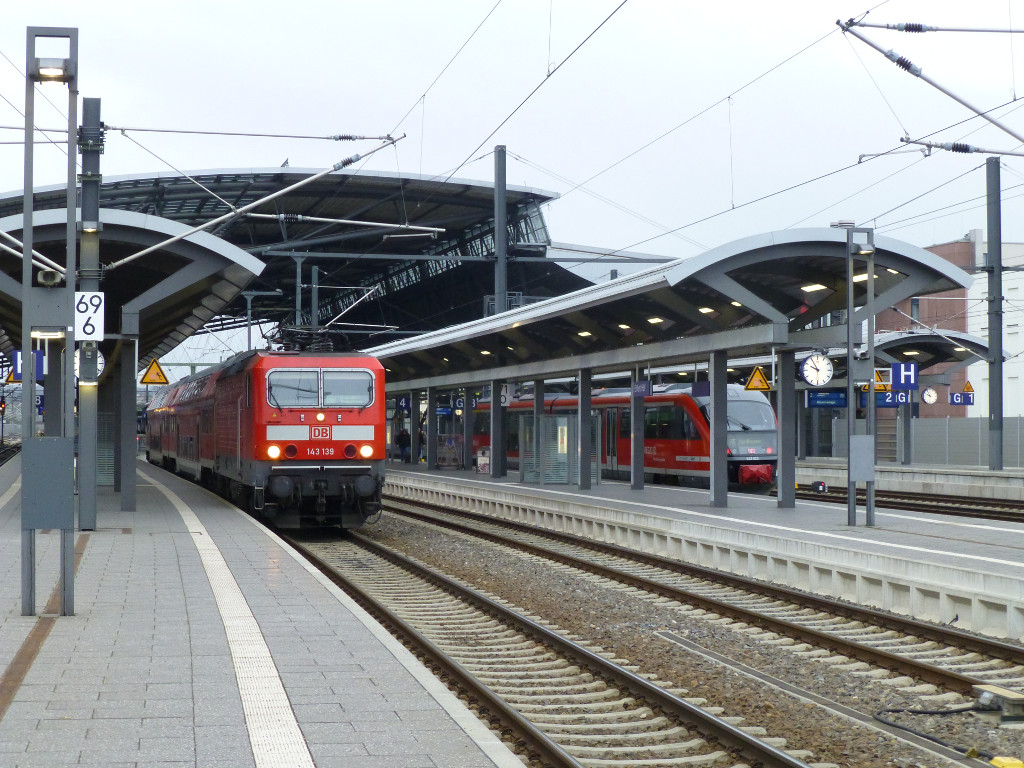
{"left": 807, "top": 389, "right": 847, "bottom": 408}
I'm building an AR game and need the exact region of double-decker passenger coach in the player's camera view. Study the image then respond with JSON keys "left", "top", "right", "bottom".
{"left": 147, "top": 350, "right": 386, "bottom": 529}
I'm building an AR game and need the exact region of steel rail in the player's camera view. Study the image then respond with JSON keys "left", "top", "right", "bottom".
{"left": 281, "top": 534, "right": 584, "bottom": 768}
{"left": 384, "top": 496, "right": 1024, "bottom": 695}
{"left": 286, "top": 532, "right": 814, "bottom": 768}
{"left": 785, "top": 487, "right": 1024, "bottom": 522}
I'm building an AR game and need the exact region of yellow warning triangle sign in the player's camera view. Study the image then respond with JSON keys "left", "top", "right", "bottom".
{"left": 963, "top": 381, "right": 974, "bottom": 393}
{"left": 861, "top": 369, "right": 890, "bottom": 392}
{"left": 139, "top": 359, "right": 169, "bottom": 385}
{"left": 745, "top": 366, "right": 771, "bottom": 392}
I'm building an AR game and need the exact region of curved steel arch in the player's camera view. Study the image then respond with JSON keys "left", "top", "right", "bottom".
{"left": 0, "top": 207, "right": 264, "bottom": 366}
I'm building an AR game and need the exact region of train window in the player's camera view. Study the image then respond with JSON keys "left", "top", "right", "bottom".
{"left": 619, "top": 409, "right": 631, "bottom": 438}
{"left": 643, "top": 408, "right": 659, "bottom": 439}
{"left": 323, "top": 370, "right": 374, "bottom": 407}
{"left": 267, "top": 369, "right": 319, "bottom": 408}
{"left": 681, "top": 410, "right": 701, "bottom": 440}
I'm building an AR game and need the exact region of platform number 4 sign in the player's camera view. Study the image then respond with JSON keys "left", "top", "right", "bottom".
{"left": 74, "top": 292, "right": 104, "bottom": 341}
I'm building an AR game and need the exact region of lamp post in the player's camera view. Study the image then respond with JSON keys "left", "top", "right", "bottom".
{"left": 21, "top": 27, "right": 78, "bottom": 616}
{"left": 842, "top": 224, "right": 877, "bottom": 527}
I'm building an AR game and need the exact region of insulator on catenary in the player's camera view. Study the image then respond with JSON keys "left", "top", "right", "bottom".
{"left": 897, "top": 23, "right": 925, "bottom": 33}
{"left": 946, "top": 143, "right": 974, "bottom": 153}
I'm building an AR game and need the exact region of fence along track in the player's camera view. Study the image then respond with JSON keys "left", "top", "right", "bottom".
{"left": 383, "top": 496, "right": 1024, "bottom": 699}
{"left": 289, "top": 533, "right": 816, "bottom": 768}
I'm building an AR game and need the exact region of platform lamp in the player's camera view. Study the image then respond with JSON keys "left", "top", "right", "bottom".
{"left": 842, "top": 224, "right": 877, "bottom": 528}
{"left": 21, "top": 27, "right": 79, "bottom": 616}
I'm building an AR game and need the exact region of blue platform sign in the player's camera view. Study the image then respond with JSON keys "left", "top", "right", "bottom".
{"left": 632, "top": 379, "right": 652, "bottom": 397}
{"left": 950, "top": 391, "right": 975, "bottom": 406}
{"left": 890, "top": 362, "right": 919, "bottom": 390}
{"left": 396, "top": 395, "right": 411, "bottom": 414}
{"left": 807, "top": 389, "right": 847, "bottom": 408}
{"left": 7, "top": 350, "right": 45, "bottom": 383}
{"left": 860, "top": 390, "right": 912, "bottom": 408}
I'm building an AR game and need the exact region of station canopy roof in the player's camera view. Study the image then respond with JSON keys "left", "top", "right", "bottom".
{"left": 871, "top": 329, "right": 994, "bottom": 373}
{"left": 0, "top": 206, "right": 263, "bottom": 366}
{"left": 0, "top": 167, "right": 595, "bottom": 360}
{"left": 366, "top": 228, "right": 975, "bottom": 391}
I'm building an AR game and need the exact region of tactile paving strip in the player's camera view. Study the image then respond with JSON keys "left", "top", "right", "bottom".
{"left": 150, "top": 477, "right": 315, "bottom": 768}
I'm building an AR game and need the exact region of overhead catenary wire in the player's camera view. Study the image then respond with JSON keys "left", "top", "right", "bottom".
{"left": 853, "top": 21, "right": 1024, "bottom": 34}
{"left": 900, "top": 136, "right": 1024, "bottom": 158}
{"left": 840, "top": 20, "right": 1024, "bottom": 148}
{"left": 105, "top": 126, "right": 393, "bottom": 142}
{"left": 441, "top": 0, "right": 629, "bottom": 185}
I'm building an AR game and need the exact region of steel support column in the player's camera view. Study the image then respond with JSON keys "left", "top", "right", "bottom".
{"left": 709, "top": 351, "right": 729, "bottom": 507}
{"left": 77, "top": 96, "right": 102, "bottom": 531}
{"left": 776, "top": 350, "right": 796, "bottom": 508}
{"left": 119, "top": 339, "right": 137, "bottom": 511}
{"left": 494, "top": 146, "right": 507, "bottom": 315}
{"left": 578, "top": 368, "right": 592, "bottom": 491}
{"left": 425, "top": 385, "right": 437, "bottom": 469}
{"left": 533, "top": 378, "right": 545, "bottom": 484}
{"left": 489, "top": 378, "right": 506, "bottom": 478}
{"left": 462, "top": 386, "right": 474, "bottom": 470}
{"left": 630, "top": 368, "right": 644, "bottom": 491}
{"left": 987, "top": 157, "right": 1004, "bottom": 471}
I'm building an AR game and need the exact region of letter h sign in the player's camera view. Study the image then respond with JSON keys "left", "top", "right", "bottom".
{"left": 890, "top": 362, "right": 918, "bottom": 391}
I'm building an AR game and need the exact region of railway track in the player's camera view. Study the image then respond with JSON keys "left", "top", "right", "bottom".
{"left": 784, "top": 486, "right": 1024, "bottom": 522}
{"left": 286, "top": 531, "right": 817, "bottom": 768}
{"left": 0, "top": 442, "right": 19, "bottom": 468}
{"left": 380, "top": 496, "right": 1024, "bottom": 705}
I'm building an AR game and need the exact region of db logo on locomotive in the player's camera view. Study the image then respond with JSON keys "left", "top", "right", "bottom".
{"left": 311, "top": 425, "right": 331, "bottom": 440}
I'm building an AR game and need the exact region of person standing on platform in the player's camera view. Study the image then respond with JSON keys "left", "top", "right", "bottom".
{"left": 398, "top": 428, "right": 411, "bottom": 463}
{"left": 418, "top": 428, "right": 426, "bottom": 462}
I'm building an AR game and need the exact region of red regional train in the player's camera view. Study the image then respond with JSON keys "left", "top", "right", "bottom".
{"left": 472, "top": 383, "right": 777, "bottom": 487}
{"left": 146, "top": 350, "right": 385, "bottom": 529}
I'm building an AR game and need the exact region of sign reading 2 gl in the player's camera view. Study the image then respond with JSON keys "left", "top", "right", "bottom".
{"left": 889, "top": 362, "right": 918, "bottom": 391}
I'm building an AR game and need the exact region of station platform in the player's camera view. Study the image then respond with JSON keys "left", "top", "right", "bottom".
{"left": 795, "top": 458, "right": 1024, "bottom": 501}
{"left": 0, "top": 457, "right": 522, "bottom": 768}
{"left": 384, "top": 461, "right": 1024, "bottom": 641}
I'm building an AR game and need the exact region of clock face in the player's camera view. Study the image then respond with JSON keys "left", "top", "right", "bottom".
{"left": 922, "top": 387, "right": 937, "bottom": 404}
{"left": 800, "top": 354, "right": 834, "bottom": 386}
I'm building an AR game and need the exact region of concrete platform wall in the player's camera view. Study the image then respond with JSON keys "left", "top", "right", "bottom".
{"left": 385, "top": 474, "right": 1024, "bottom": 640}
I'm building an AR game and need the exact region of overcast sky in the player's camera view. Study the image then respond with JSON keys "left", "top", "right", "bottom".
{"left": 3, "top": 1, "right": 1024, "bottom": 364}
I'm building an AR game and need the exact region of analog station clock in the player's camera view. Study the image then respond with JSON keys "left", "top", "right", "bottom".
{"left": 800, "top": 353, "right": 833, "bottom": 386}
{"left": 921, "top": 387, "right": 937, "bottom": 404}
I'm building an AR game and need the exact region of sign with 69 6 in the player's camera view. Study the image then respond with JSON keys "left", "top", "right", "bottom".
{"left": 74, "top": 292, "right": 105, "bottom": 341}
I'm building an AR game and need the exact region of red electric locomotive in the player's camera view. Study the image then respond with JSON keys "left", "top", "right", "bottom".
{"left": 472, "top": 383, "right": 777, "bottom": 488}
{"left": 146, "top": 349, "right": 385, "bottom": 529}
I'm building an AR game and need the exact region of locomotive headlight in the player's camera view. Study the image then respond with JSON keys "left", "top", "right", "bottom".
{"left": 316, "top": 412, "right": 325, "bottom": 422}
{"left": 267, "top": 445, "right": 282, "bottom": 460}
{"left": 359, "top": 444, "right": 374, "bottom": 459}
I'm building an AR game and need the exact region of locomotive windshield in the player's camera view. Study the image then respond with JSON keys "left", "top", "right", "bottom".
{"left": 266, "top": 368, "right": 374, "bottom": 408}
{"left": 267, "top": 369, "right": 319, "bottom": 407}
{"left": 699, "top": 400, "right": 775, "bottom": 431}
{"left": 727, "top": 400, "right": 775, "bottom": 431}
{"left": 323, "top": 370, "right": 374, "bottom": 407}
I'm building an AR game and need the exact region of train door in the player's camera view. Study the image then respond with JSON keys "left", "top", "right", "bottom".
{"left": 604, "top": 408, "right": 626, "bottom": 478}
{"left": 603, "top": 409, "right": 615, "bottom": 474}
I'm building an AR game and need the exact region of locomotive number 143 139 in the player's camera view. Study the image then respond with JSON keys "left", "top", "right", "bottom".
{"left": 306, "top": 447, "right": 335, "bottom": 457}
